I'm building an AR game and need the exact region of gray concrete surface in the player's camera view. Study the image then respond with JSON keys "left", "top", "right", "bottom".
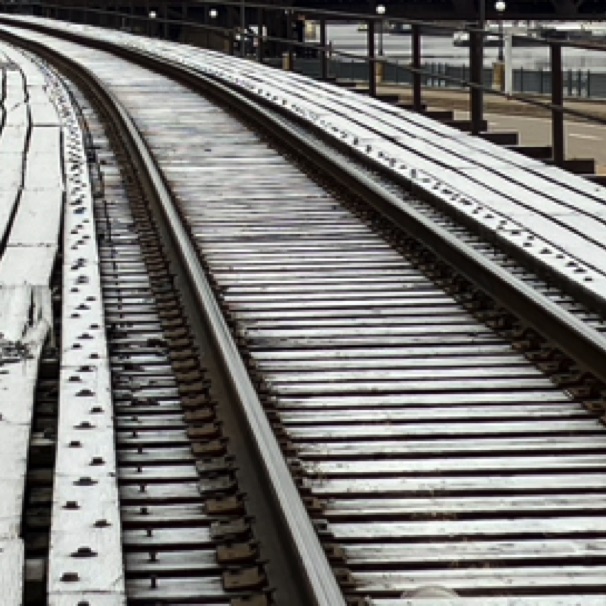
{"left": 379, "top": 85, "right": 606, "bottom": 173}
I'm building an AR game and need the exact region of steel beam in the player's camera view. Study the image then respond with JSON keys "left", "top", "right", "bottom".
{"left": 550, "top": 42, "right": 565, "bottom": 166}
{"left": 367, "top": 19, "right": 375, "bottom": 98}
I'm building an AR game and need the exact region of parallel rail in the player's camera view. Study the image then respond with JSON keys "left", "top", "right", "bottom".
{"left": 4, "top": 17, "right": 606, "bottom": 381}
{"left": 4, "top": 29, "right": 342, "bottom": 606}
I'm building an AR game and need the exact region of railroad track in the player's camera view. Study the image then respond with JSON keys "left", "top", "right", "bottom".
{"left": 2, "top": 18, "right": 606, "bottom": 605}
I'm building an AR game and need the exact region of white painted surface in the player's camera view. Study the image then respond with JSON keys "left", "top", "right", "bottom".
{"left": 0, "top": 126, "right": 27, "bottom": 154}
{"left": 0, "top": 285, "right": 52, "bottom": 340}
{"left": 4, "top": 101, "right": 28, "bottom": 128}
{"left": 0, "top": 541, "right": 24, "bottom": 604}
{"left": 0, "top": 188, "right": 20, "bottom": 245}
{"left": 4, "top": 67, "right": 26, "bottom": 103}
{"left": 0, "top": 429, "right": 32, "bottom": 537}
{"left": 29, "top": 100, "right": 63, "bottom": 126}
{"left": 27, "top": 123, "right": 62, "bottom": 155}
{"left": 35, "top": 49, "right": 127, "bottom": 602}
{"left": 9, "top": 189, "right": 64, "bottom": 246}
{"left": 0, "top": 286, "right": 51, "bottom": 601}
{"left": 0, "top": 245, "right": 58, "bottom": 286}
{"left": 0, "top": 41, "right": 72, "bottom": 605}
{"left": 29, "top": 85, "right": 62, "bottom": 126}
{"left": 4, "top": 68, "right": 28, "bottom": 128}
{"left": 24, "top": 125, "right": 63, "bottom": 190}
{"left": 50, "top": 153, "right": 126, "bottom": 600}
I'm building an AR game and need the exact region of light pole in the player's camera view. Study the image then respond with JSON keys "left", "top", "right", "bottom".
{"left": 376, "top": 4, "right": 385, "bottom": 56}
{"left": 495, "top": 0, "right": 506, "bottom": 62}
{"left": 470, "top": 0, "right": 486, "bottom": 135}
{"left": 148, "top": 10, "right": 156, "bottom": 37}
{"left": 208, "top": 8, "right": 217, "bottom": 50}
{"left": 240, "top": 0, "right": 246, "bottom": 57}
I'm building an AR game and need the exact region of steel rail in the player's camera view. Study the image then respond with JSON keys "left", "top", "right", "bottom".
{"left": 228, "top": 78, "right": 606, "bottom": 311}
{"left": 15, "top": 22, "right": 606, "bottom": 376}
{"left": 3, "top": 20, "right": 606, "bottom": 387}
{"left": 0, "top": 28, "right": 346, "bottom": 606}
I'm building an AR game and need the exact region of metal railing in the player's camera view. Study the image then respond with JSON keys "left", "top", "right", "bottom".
{"left": 285, "top": 60, "right": 606, "bottom": 101}
{"left": 8, "top": 0, "right": 606, "bottom": 167}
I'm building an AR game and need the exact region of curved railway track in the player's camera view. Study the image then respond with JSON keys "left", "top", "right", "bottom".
{"left": 2, "top": 18, "right": 606, "bottom": 605}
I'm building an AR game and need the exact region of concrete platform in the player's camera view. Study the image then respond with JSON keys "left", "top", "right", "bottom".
{"left": 0, "top": 40, "right": 125, "bottom": 605}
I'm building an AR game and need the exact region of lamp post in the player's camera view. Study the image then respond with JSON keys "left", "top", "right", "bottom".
{"left": 470, "top": 0, "right": 484, "bottom": 134}
{"left": 495, "top": 0, "right": 506, "bottom": 62}
{"left": 240, "top": 0, "right": 246, "bottom": 57}
{"left": 148, "top": 10, "right": 156, "bottom": 37}
{"left": 376, "top": 4, "right": 385, "bottom": 56}
{"left": 208, "top": 8, "right": 217, "bottom": 50}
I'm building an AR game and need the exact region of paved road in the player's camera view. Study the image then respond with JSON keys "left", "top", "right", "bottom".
{"left": 462, "top": 111, "right": 606, "bottom": 172}
{"left": 381, "top": 86, "right": 606, "bottom": 173}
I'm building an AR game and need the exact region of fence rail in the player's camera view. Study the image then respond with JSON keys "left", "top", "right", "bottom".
{"left": 281, "top": 59, "right": 606, "bottom": 100}
{"left": 6, "top": 0, "right": 606, "bottom": 165}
